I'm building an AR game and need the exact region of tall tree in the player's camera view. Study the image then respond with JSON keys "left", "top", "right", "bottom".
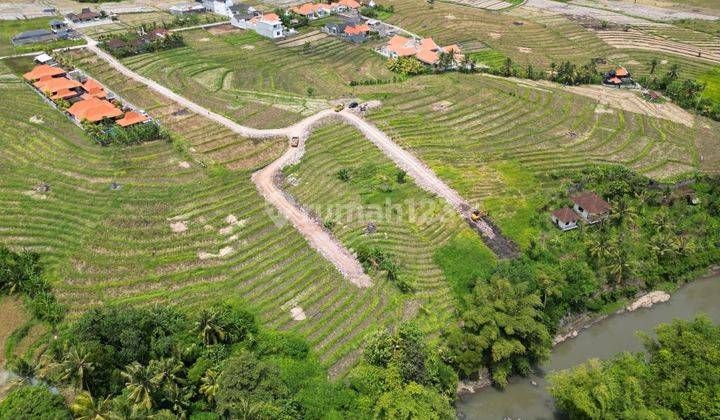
{"left": 194, "top": 309, "right": 226, "bottom": 346}
{"left": 70, "top": 392, "right": 117, "bottom": 420}
{"left": 121, "top": 362, "right": 155, "bottom": 411}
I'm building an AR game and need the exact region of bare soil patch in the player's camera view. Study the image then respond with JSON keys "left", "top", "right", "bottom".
{"left": 431, "top": 100, "right": 453, "bottom": 112}
{"left": 0, "top": 297, "right": 29, "bottom": 366}
{"left": 291, "top": 306, "right": 307, "bottom": 320}
{"left": 207, "top": 24, "right": 242, "bottom": 36}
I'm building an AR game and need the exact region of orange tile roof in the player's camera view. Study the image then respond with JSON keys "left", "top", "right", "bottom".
{"left": 34, "top": 77, "right": 82, "bottom": 94}
{"left": 67, "top": 98, "right": 123, "bottom": 122}
{"left": 344, "top": 23, "right": 370, "bottom": 35}
{"left": 82, "top": 78, "right": 104, "bottom": 92}
{"left": 51, "top": 89, "right": 80, "bottom": 100}
{"left": 339, "top": 0, "right": 361, "bottom": 8}
{"left": 292, "top": 3, "right": 317, "bottom": 15}
{"left": 415, "top": 48, "right": 440, "bottom": 64}
{"left": 386, "top": 35, "right": 417, "bottom": 57}
{"left": 609, "top": 77, "right": 622, "bottom": 84}
{"left": 23, "top": 64, "right": 64, "bottom": 81}
{"left": 616, "top": 67, "right": 629, "bottom": 77}
{"left": 263, "top": 12, "right": 280, "bottom": 21}
{"left": 116, "top": 111, "right": 150, "bottom": 127}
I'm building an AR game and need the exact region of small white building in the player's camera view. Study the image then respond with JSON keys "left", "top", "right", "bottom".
{"left": 232, "top": 12, "right": 284, "bottom": 39}
{"left": 204, "top": 0, "right": 234, "bottom": 16}
{"left": 169, "top": 2, "right": 206, "bottom": 14}
{"left": 551, "top": 207, "right": 580, "bottom": 231}
{"left": 571, "top": 191, "right": 611, "bottom": 224}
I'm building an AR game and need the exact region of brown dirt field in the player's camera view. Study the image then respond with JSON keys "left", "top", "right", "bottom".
{"left": 0, "top": 297, "right": 29, "bottom": 366}
{"left": 207, "top": 24, "right": 243, "bottom": 36}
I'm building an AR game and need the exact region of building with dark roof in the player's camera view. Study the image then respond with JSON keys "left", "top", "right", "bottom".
{"left": 551, "top": 207, "right": 580, "bottom": 231}
{"left": 11, "top": 29, "right": 56, "bottom": 46}
{"left": 572, "top": 191, "right": 611, "bottom": 224}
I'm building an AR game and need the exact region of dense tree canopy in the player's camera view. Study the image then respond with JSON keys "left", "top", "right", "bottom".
{"left": 549, "top": 315, "right": 720, "bottom": 419}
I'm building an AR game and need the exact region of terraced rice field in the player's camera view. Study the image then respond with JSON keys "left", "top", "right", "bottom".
{"left": 595, "top": 29, "right": 720, "bottom": 67}
{"left": 119, "top": 29, "right": 392, "bottom": 128}
{"left": 361, "top": 72, "right": 717, "bottom": 242}
{"left": 282, "top": 124, "right": 476, "bottom": 364}
{"left": 0, "top": 57, "right": 409, "bottom": 374}
{"left": 384, "top": 0, "right": 615, "bottom": 68}
{"left": 79, "top": 12, "right": 225, "bottom": 38}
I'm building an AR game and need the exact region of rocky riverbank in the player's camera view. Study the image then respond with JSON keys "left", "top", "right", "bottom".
{"left": 457, "top": 267, "right": 719, "bottom": 395}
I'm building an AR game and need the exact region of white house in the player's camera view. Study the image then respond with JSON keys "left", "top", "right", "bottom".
{"left": 550, "top": 207, "right": 580, "bottom": 231}
{"left": 571, "top": 191, "right": 611, "bottom": 224}
{"left": 204, "top": 0, "right": 234, "bottom": 15}
{"left": 232, "top": 12, "right": 284, "bottom": 39}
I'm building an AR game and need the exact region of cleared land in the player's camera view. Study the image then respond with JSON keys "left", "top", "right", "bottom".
{"left": 0, "top": 57, "right": 412, "bottom": 373}
{"left": 0, "top": 17, "right": 84, "bottom": 56}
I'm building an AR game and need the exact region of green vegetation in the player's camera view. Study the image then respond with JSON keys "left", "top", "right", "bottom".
{"left": 466, "top": 49, "right": 508, "bottom": 71}
{"left": 1, "top": 246, "right": 65, "bottom": 325}
{"left": 437, "top": 165, "right": 720, "bottom": 386}
{"left": 86, "top": 120, "right": 169, "bottom": 146}
{"left": 639, "top": 65, "right": 720, "bottom": 121}
{"left": 386, "top": 56, "right": 427, "bottom": 75}
{"left": 0, "top": 17, "right": 84, "bottom": 57}
{"left": 282, "top": 124, "right": 476, "bottom": 347}
{"left": 549, "top": 315, "right": 720, "bottom": 419}
{"left": 0, "top": 385, "right": 70, "bottom": 419}
{"left": 101, "top": 31, "right": 185, "bottom": 58}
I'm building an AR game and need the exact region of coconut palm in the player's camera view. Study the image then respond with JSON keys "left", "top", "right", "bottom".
{"left": 606, "top": 246, "right": 632, "bottom": 290}
{"left": 199, "top": 369, "right": 220, "bottom": 404}
{"left": 71, "top": 391, "right": 117, "bottom": 420}
{"left": 162, "top": 382, "right": 192, "bottom": 419}
{"left": 8, "top": 356, "right": 38, "bottom": 386}
{"left": 149, "top": 357, "right": 184, "bottom": 388}
{"left": 649, "top": 57, "right": 659, "bottom": 74}
{"left": 122, "top": 362, "right": 155, "bottom": 411}
{"left": 668, "top": 63, "right": 679, "bottom": 80}
{"left": 193, "top": 309, "right": 226, "bottom": 346}
{"left": 56, "top": 346, "right": 94, "bottom": 391}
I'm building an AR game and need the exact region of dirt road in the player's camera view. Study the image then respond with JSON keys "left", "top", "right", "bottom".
{"left": 83, "top": 40, "right": 517, "bottom": 285}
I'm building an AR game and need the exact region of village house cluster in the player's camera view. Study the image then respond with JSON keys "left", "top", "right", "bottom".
{"left": 550, "top": 191, "right": 611, "bottom": 231}
{"left": 23, "top": 59, "right": 151, "bottom": 129}
{"left": 379, "top": 35, "right": 463, "bottom": 67}
{"left": 602, "top": 66, "right": 636, "bottom": 88}
{"left": 102, "top": 28, "right": 173, "bottom": 54}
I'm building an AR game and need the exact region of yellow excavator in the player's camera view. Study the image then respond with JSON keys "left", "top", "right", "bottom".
{"left": 470, "top": 209, "right": 486, "bottom": 221}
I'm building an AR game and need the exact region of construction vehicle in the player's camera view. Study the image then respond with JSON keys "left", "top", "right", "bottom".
{"left": 470, "top": 209, "right": 486, "bottom": 221}
{"left": 290, "top": 136, "right": 299, "bottom": 147}
{"left": 333, "top": 103, "right": 344, "bottom": 112}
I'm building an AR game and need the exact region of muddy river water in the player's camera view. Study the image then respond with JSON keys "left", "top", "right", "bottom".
{"left": 456, "top": 274, "right": 720, "bottom": 419}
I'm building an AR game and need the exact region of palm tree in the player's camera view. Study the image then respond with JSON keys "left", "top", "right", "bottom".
{"left": 122, "top": 362, "right": 155, "bottom": 411}
{"left": 668, "top": 63, "right": 679, "bottom": 80}
{"left": 162, "top": 383, "right": 192, "bottom": 419}
{"left": 199, "top": 369, "right": 220, "bottom": 404}
{"left": 57, "top": 346, "right": 94, "bottom": 391}
{"left": 649, "top": 57, "right": 659, "bottom": 74}
{"left": 71, "top": 392, "right": 118, "bottom": 420}
{"left": 149, "top": 358, "right": 184, "bottom": 389}
{"left": 8, "top": 356, "right": 38, "bottom": 386}
{"left": 606, "top": 246, "right": 631, "bottom": 290}
{"left": 586, "top": 231, "right": 610, "bottom": 271}
{"left": 193, "top": 309, "right": 226, "bottom": 346}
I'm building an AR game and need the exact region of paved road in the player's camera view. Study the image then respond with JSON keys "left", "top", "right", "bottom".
{"left": 83, "top": 40, "right": 515, "bottom": 285}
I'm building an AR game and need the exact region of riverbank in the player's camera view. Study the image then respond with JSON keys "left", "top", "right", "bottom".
{"left": 456, "top": 272, "right": 720, "bottom": 419}
{"left": 457, "top": 265, "right": 720, "bottom": 395}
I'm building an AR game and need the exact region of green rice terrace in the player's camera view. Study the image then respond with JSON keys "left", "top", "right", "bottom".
{"left": 0, "top": 58, "right": 418, "bottom": 374}
{"left": 120, "top": 29, "right": 393, "bottom": 128}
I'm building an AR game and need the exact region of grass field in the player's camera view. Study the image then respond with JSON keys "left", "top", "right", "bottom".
{"left": 0, "top": 17, "right": 84, "bottom": 57}
{"left": 360, "top": 72, "right": 718, "bottom": 245}
{"left": 699, "top": 67, "right": 720, "bottom": 102}
{"left": 119, "top": 29, "right": 393, "bottom": 128}
{"left": 0, "top": 56, "right": 412, "bottom": 375}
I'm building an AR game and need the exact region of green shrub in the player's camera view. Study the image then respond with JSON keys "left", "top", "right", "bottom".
{"left": 0, "top": 386, "right": 70, "bottom": 419}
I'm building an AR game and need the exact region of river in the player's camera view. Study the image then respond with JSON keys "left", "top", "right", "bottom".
{"left": 456, "top": 274, "right": 720, "bottom": 419}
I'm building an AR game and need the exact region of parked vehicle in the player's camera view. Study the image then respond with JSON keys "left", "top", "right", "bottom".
{"left": 348, "top": 101, "right": 359, "bottom": 109}
{"left": 291, "top": 136, "right": 299, "bottom": 147}
{"left": 334, "top": 104, "right": 344, "bottom": 112}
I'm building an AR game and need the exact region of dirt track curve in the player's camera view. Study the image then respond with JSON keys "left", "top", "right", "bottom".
{"left": 84, "top": 39, "right": 517, "bottom": 287}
